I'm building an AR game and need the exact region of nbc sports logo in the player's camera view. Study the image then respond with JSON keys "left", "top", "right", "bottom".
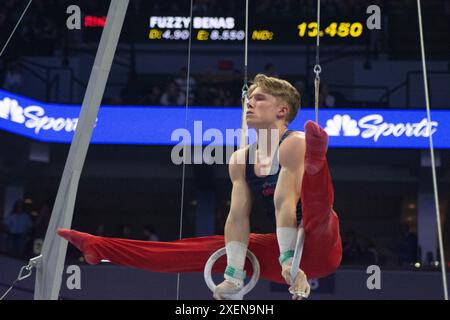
{"left": 324, "top": 113, "right": 437, "bottom": 142}
{"left": 0, "top": 96, "right": 80, "bottom": 134}
{"left": 324, "top": 114, "right": 360, "bottom": 136}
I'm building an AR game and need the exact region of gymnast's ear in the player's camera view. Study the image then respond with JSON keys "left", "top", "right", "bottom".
{"left": 277, "top": 103, "right": 289, "bottom": 120}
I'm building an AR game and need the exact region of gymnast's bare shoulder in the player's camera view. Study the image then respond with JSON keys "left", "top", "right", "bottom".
{"left": 228, "top": 146, "right": 250, "bottom": 182}
{"left": 279, "top": 130, "right": 306, "bottom": 168}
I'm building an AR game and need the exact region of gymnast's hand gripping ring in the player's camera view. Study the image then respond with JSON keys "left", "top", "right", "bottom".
{"left": 204, "top": 247, "right": 260, "bottom": 300}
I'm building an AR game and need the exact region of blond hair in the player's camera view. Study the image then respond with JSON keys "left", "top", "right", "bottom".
{"left": 248, "top": 74, "right": 301, "bottom": 124}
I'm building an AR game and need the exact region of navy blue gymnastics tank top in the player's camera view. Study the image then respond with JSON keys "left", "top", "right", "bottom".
{"left": 245, "top": 130, "right": 302, "bottom": 223}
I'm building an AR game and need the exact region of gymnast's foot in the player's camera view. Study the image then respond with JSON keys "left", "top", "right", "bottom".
{"left": 304, "top": 120, "right": 328, "bottom": 175}
{"left": 213, "top": 280, "right": 243, "bottom": 300}
{"left": 57, "top": 228, "right": 102, "bottom": 265}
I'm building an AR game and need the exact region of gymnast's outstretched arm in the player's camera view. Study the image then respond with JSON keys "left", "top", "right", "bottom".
{"left": 274, "top": 131, "right": 310, "bottom": 300}
{"left": 213, "top": 147, "right": 254, "bottom": 299}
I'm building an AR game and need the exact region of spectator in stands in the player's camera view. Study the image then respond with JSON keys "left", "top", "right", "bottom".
{"left": 195, "top": 85, "right": 214, "bottom": 106}
{"left": 175, "top": 67, "right": 196, "bottom": 103}
{"left": 398, "top": 224, "right": 418, "bottom": 265}
{"left": 160, "top": 82, "right": 186, "bottom": 106}
{"left": 140, "top": 86, "right": 162, "bottom": 105}
{"left": 4, "top": 200, "right": 33, "bottom": 258}
{"left": 96, "top": 223, "right": 106, "bottom": 237}
{"left": 141, "top": 224, "right": 159, "bottom": 241}
{"left": 2, "top": 62, "right": 23, "bottom": 94}
{"left": 319, "top": 83, "right": 336, "bottom": 108}
{"left": 365, "top": 237, "right": 380, "bottom": 265}
{"left": 214, "top": 87, "right": 234, "bottom": 106}
{"left": 116, "top": 224, "right": 133, "bottom": 239}
{"left": 342, "top": 230, "right": 363, "bottom": 264}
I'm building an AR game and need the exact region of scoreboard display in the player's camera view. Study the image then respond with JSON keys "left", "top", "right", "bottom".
{"left": 147, "top": 16, "right": 369, "bottom": 44}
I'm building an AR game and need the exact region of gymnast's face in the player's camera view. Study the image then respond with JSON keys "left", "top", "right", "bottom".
{"left": 246, "top": 87, "right": 288, "bottom": 129}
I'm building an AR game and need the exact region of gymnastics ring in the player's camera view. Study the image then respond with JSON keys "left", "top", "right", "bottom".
{"left": 204, "top": 247, "right": 260, "bottom": 300}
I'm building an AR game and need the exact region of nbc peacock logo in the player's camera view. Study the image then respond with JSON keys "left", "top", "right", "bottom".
{"left": 0, "top": 97, "right": 26, "bottom": 123}
{"left": 324, "top": 114, "right": 360, "bottom": 137}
